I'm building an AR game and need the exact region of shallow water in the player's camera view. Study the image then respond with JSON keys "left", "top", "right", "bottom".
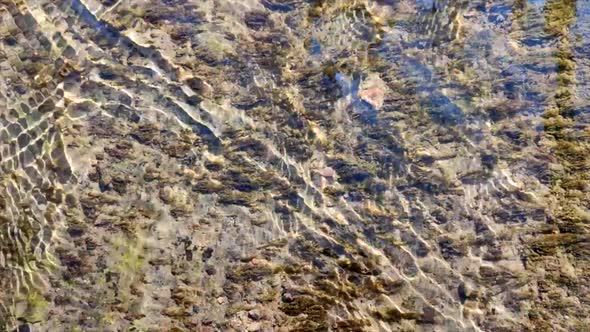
{"left": 0, "top": 0, "right": 589, "bottom": 331}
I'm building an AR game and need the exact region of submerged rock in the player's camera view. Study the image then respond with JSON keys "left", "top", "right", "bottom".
{"left": 359, "top": 73, "right": 387, "bottom": 110}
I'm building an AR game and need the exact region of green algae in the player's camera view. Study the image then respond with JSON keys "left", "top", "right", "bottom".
{"left": 226, "top": 263, "right": 275, "bottom": 283}
{"left": 529, "top": 233, "right": 586, "bottom": 256}
{"left": 20, "top": 289, "right": 50, "bottom": 323}
{"left": 522, "top": 0, "right": 590, "bottom": 329}
{"left": 372, "top": 306, "right": 421, "bottom": 323}
{"left": 280, "top": 295, "right": 329, "bottom": 332}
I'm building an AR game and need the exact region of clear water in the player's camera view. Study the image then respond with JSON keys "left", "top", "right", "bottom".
{"left": 1, "top": 0, "right": 589, "bottom": 331}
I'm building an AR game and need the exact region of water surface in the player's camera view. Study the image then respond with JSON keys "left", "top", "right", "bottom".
{"left": 1, "top": 0, "right": 589, "bottom": 331}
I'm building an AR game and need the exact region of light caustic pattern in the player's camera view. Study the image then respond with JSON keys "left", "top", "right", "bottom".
{"left": 0, "top": 0, "right": 589, "bottom": 331}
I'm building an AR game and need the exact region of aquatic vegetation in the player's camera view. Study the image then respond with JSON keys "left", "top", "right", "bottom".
{"left": 18, "top": 289, "right": 50, "bottom": 323}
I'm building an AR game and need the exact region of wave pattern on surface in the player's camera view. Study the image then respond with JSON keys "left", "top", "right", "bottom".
{"left": 1, "top": 0, "right": 589, "bottom": 331}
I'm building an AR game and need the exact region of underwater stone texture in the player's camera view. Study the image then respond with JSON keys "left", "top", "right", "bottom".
{"left": 0, "top": 0, "right": 589, "bottom": 331}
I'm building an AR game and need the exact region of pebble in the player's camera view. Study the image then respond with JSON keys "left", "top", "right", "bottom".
{"left": 17, "top": 324, "right": 32, "bottom": 332}
{"left": 317, "top": 166, "right": 336, "bottom": 178}
{"left": 251, "top": 258, "right": 266, "bottom": 265}
{"left": 248, "top": 309, "right": 262, "bottom": 320}
{"left": 281, "top": 292, "right": 293, "bottom": 303}
{"left": 358, "top": 73, "right": 386, "bottom": 110}
{"left": 247, "top": 322, "right": 262, "bottom": 332}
